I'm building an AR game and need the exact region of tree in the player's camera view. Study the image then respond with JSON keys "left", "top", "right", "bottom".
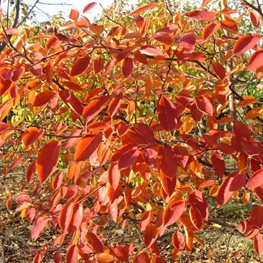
{"left": 0, "top": 0, "right": 263, "bottom": 262}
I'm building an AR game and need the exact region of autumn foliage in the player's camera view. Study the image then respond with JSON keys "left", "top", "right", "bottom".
{"left": 1, "top": 0, "right": 263, "bottom": 262}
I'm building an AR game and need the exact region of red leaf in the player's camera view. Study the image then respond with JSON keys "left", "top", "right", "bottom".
{"left": 108, "top": 94, "right": 122, "bottom": 118}
{"left": 159, "top": 146, "right": 177, "bottom": 196}
{"left": 129, "top": 3, "right": 158, "bottom": 16}
{"left": 233, "top": 34, "right": 259, "bottom": 54}
{"left": 22, "top": 127, "right": 44, "bottom": 146}
{"left": 82, "top": 96, "right": 110, "bottom": 122}
{"left": 217, "top": 173, "right": 246, "bottom": 207}
{"left": 121, "top": 124, "right": 156, "bottom": 146}
{"left": 140, "top": 211, "right": 152, "bottom": 231}
{"left": 158, "top": 96, "right": 179, "bottom": 131}
{"left": 153, "top": 32, "right": 172, "bottom": 45}
{"left": 140, "top": 45, "right": 163, "bottom": 57}
{"left": 58, "top": 202, "right": 74, "bottom": 233}
{"left": 203, "top": 23, "right": 220, "bottom": 40}
{"left": 53, "top": 251, "right": 62, "bottom": 263}
{"left": 31, "top": 216, "right": 49, "bottom": 241}
{"left": 189, "top": 206, "right": 203, "bottom": 229}
{"left": 247, "top": 50, "right": 263, "bottom": 71}
{"left": 144, "top": 223, "right": 158, "bottom": 248}
{"left": 26, "top": 160, "right": 36, "bottom": 184}
{"left": 36, "top": 140, "right": 60, "bottom": 183}
{"left": 163, "top": 200, "right": 185, "bottom": 227}
{"left": 113, "top": 245, "right": 134, "bottom": 262}
{"left": 196, "top": 96, "right": 214, "bottom": 115}
{"left": 94, "top": 56, "right": 104, "bottom": 73}
{"left": 212, "top": 62, "right": 226, "bottom": 80}
{"left": 108, "top": 163, "right": 121, "bottom": 190}
{"left": 71, "top": 55, "right": 90, "bottom": 76}
{"left": 177, "top": 32, "right": 196, "bottom": 50}
{"left": 250, "top": 11, "right": 260, "bottom": 28}
{"left": 86, "top": 232, "right": 104, "bottom": 253}
{"left": 250, "top": 206, "right": 263, "bottom": 228}
{"left": 61, "top": 81, "right": 83, "bottom": 92}
{"left": 122, "top": 57, "right": 133, "bottom": 77}
{"left": 134, "top": 252, "right": 150, "bottom": 263}
{"left": 254, "top": 234, "right": 263, "bottom": 256}
{"left": 68, "top": 203, "right": 83, "bottom": 233}
{"left": 247, "top": 168, "right": 263, "bottom": 190}
{"left": 33, "top": 91, "right": 55, "bottom": 107}
{"left": 74, "top": 132, "right": 102, "bottom": 162}
{"left": 33, "top": 250, "right": 46, "bottom": 263}
{"left": 83, "top": 2, "right": 97, "bottom": 13}
{"left": 211, "top": 152, "right": 225, "bottom": 178}
{"left": 186, "top": 10, "right": 215, "bottom": 21}
{"left": 66, "top": 245, "right": 79, "bottom": 263}
{"left": 188, "top": 190, "right": 209, "bottom": 221}
{"left": 69, "top": 9, "right": 79, "bottom": 20}
{"left": 172, "top": 231, "right": 185, "bottom": 251}
{"left": 116, "top": 146, "right": 139, "bottom": 170}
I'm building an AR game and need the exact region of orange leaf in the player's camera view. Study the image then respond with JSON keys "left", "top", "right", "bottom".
{"left": 163, "top": 200, "right": 185, "bottom": 227}
{"left": 220, "top": 19, "right": 238, "bottom": 33}
{"left": 71, "top": 55, "right": 90, "bottom": 76}
{"left": 96, "top": 253, "right": 115, "bottom": 263}
{"left": 74, "top": 132, "right": 102, "bottom": 162}
{"left": 36, "top": 140, "right": 60, "bottom": 183}
{"left": 203, "top": 23, "right": 220, "bottom": 40}
{"left": 247, "top": 50, "right": 263, "bottom": 70}
{"left": 89, "top": 24, "right": 104, "bottom": 35}
{"left": 112, "top": 245, "right": 134, "bottom": 262}
{"left": 46, "top": 35, "right": 58, "bottom": 50}
{"left": 83, "top": 2, "right": 97, "bottom": 13}
{"left": 144, "top": 223, "right": 158, "bottom": 247}
{"left": 69, "top": 9, "right": 79, "bottom": 20}
{"left": 185, "top": 10, "right": 215, "bottom": 21}
{"left": 129, "top": 3, "right": 158, "bottom": 16}
{"left": 22, "top": 127, "right": 44, "bottom": 147}
{"left": 245, "top": 106, "right": 263, "bottom": 119}
{"left": 201, "top": 0, "right": 213, "bottom": 7}
{"left": 82, "top": 96, "right": 110, "bottom": 122}
{"left": 33, "top": 91, "right": 55, "bottom": 107}
{"left": 233, "top": 34, "right": 259, "bottom": 54}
